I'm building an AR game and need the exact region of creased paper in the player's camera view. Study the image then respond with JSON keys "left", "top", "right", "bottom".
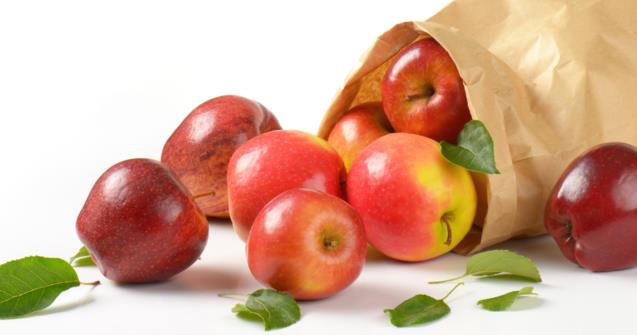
{"left": 318, "top": 0, "right": 637, "bottom": 254}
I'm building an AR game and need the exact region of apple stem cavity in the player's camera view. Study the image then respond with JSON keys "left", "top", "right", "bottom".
{"left": 321, "top": 230, "right": 341, "bottom": 251}
{"left": 405, "top": 86, "right": 435, "bottom": 102}
{"left": 440, "top": 282, "right": 464, "bottom": 301}
{"left": 441, "top": 213, "right": 454, "bottom": 246}
{"left": 323, "top": 238, "right": 338, "bottom": 250}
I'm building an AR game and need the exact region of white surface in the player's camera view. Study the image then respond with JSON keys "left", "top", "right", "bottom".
{"left": 1, "top": 1, "right": 636, "bottom": 334}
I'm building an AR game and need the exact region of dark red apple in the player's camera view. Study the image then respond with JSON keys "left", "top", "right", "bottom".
{"left": 545, "top": 143, "right": 637, "bottom": 271}
{"left": 227, "top": 130, "right": 344, "bottom": 241}
{"left": 76, "top": 159, "right": 209, "bottom": 283}
{"left": 162, "top": 95, "right": 280, "bottom": 218}
{"left": 381, "top": 38, "right": 471, "bottom": 143}
{"left": 246, "top": 188, "right": 366, "bottom": 300}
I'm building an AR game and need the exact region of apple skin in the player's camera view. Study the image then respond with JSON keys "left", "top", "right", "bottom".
{"left": 545, "top": 143, "right": 637, "bottom": 272}
{"left": 227, "top": 130, "right": 345, "bottom": 241}
{"left": 381, "top": 38, "right": 471, "bottom": 143}
{"left": 346, "top": 133, "right": 476, "bottom": 261}
{"left": 162, "top": 95, "right": 281, "bottom": 218}
{"left": 246, "top": 188, "right": 366, "bottom": 300}
{"left": 327, "top": 102, "right": 392, "bottom": 171}
{"left": 76, "top": 159, "right": 209, "bottom": 283}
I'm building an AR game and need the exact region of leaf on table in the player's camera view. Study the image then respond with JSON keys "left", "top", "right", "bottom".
{"left": 430, "top": 250, "right": 541, "bottom": 283}
{"left": 231, "top": 289, "right": 300, "bottom": 331}
{"left": 0, "top": 256, "right": 80, "bottom": 319}
{"left": 466, "top": 250, "right": 541, "bottom": 282}
{"left": 69, "top": 246, "right": 95, "bottom": 267}
{"left": 477, "top": 286, "right": 537, "bottom": 311}
{"left": 384, "top": 294, "right": 450, "bottom": 327}
{"left": 441, "top": 120, "right": 500, "bottom": 174}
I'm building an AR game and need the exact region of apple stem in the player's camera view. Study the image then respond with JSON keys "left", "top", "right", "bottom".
{"left": 405, "top": 86, "right": 435, "bottom": 102}
{"left": 428, "top": 274, "right": 467, "bottom": 284}
{"left": 191, "top": 190, "right": 215, "bottom": 200}
{"left": 441, "top": 214, "right": 453, "bottom": 246}
{"left": 440, "top": 282, "right": 464, "bottom": 301}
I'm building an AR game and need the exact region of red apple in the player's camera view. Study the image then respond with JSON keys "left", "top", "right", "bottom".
{"left": 162, "top": 95, "right": 280, "bottom": 218}
{"left": 327, "top": 102, "right": 392, "bottom": 171}
{"left": 76, "top": 159, "right": 208, "bottom": 283}
{"left": 381, "top": 38, "right": 471, "bottom": 143}
{"left": 545, "top": 143, "right": 637, "bottom": 272}
{"left": 246, "top": 188, "right": 366, "bottom": 300}
{"left": 346, "top": 133, "right": 476, "bottom": 261}
{"left": 227, "top": 130, "right": 344, "bottom": 240}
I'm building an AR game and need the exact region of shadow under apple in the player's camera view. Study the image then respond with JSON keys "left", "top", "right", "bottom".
{"left": 116, "top": 265, "right": 258, "bottom": 294}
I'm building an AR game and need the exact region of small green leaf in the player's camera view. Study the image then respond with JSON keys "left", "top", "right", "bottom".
{"left": 441, "top": 120, "right": 500, "bottom": 174}
{"left": 230, "top": 289, "right": 300, "bottom": 331}
{"left": 69, "top": 246, "right": 95, "bottom": 267}
{"left": 384, "top": 282, "right": 462, "bottom": 327}
{"left": 477, "top": 286, "right": 537, "bottom": 311}
{"left": 0, "top": 256, "right": 80, "bottom": 319}
{"left": 429, "top": 250, "right": 541, "bottom": 284}
{"left": 385, "top": 295, "right": 449, "bottom": 327}
{"left": 232, "top": 304, "right": 265, "bottom": 322}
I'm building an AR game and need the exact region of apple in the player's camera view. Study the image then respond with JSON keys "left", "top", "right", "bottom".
{"left": 381, "top": 38, "right": 471, "bottom": 143}
{"left": 327, "top": 102, "right": 392, "bottom": 171}
{"left": 162, "top": 95, "right": 280, "bottom": 218}
{"left": 545, "top": 143, "right": 637, "bottom": 272}
{"left": 227, "top": 130, "right": 344, "bottom": 241}
{"left": 346, "top": 133, "right": 476, "bottom": 261}
{"left": 246, "top": 188, "right": 366, "bottom": 300}
{"left": 76, "top": 159, "right": 209, "bottom": 283}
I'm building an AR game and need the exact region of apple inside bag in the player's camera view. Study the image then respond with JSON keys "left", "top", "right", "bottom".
{"left": 318, "top": 0, "right": 637, "bottom": 254}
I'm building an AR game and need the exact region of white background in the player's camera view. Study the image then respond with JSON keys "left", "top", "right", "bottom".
{"left": 1, "top": 0, "right": 636, "bottom": 334}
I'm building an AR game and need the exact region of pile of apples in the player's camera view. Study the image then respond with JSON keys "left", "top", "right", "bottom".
{"left": 76, "top": 38, "right": 475, "bottom": 300}
{"left": 75, "top": 34, "right": 637, "bottom": 303}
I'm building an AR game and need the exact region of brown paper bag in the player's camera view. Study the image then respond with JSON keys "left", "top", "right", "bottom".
{"left": 318, "top": 0, "right": 637, "bottom": 254}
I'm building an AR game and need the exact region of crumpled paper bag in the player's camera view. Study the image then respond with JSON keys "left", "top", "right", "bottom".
{"left": 318, "top": 0, "right": 637, "bottom": 254}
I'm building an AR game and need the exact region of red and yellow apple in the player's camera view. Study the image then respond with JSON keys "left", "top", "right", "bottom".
{"left": 346, "top": 133, "right": 476, "bottom": 261}
{"left": 381, "top": 38, "right": 471, "bottom": 143}
{"left": 76, "top": 159, "right": 209, "bottom": 283}
{"left": 162, "top": 95, "right": 280, "bottom": 218}
{"left": 327, "top": 102, "right": 392, "bottom": 171}
{"left": 246, "top": 188, "right": 366, "bottom": 300}
{"left": 227, "top": 130, "right": 344, "bottom": 240}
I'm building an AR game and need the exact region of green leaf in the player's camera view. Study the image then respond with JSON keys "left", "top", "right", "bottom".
{"left": 0, "top": 256, "right": 80, "bottom": 319}
{"left": 384, "top": 282, "right": 462, "bottom": 327}
{"left": 232, "top": 304, "right": 266, "bottom": 323}
{"left": 230, "top": 289, "right": 300, "bottom": 331}
{"left": 441, "top": 120, "right": 500, "bottom": 174}
{"left": 429, "top": 250, "right": 542, "bottom": 284}
{"left": 69, "top": 246, "right": 95, "bottom": 267}
{"left": 477, "top": 286, "right": 537, "bottom": 311}
{"left": 384, "top": 295, "right": 450, "bottom": 327}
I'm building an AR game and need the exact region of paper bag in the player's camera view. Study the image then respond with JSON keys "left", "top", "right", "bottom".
{"left": 318, "top": 0, "right": 637, "bottom": 254}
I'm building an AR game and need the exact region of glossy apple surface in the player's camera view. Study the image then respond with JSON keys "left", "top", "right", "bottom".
{"left": 247, "top": 188, "right": 366, "bottom": 300}
{"left": 381, "top": 38, "right": 471, "bottom": 143}
{"left": 162, "top": 95, "right": 280, "bottom": 218}
{"left": 545, "top": 143, "right": 637, "bottom": 271}
{"left": 76, "top": 159, "right": 208, "bottom": 283}
{"left": 227, "top": 130, "right": 344, "bottom": 240}
{"left": 327, "top": 102, "right": 392, "bottom": 171}
{"left": 346, "top": 133, "right": 476, "bottom": 261}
